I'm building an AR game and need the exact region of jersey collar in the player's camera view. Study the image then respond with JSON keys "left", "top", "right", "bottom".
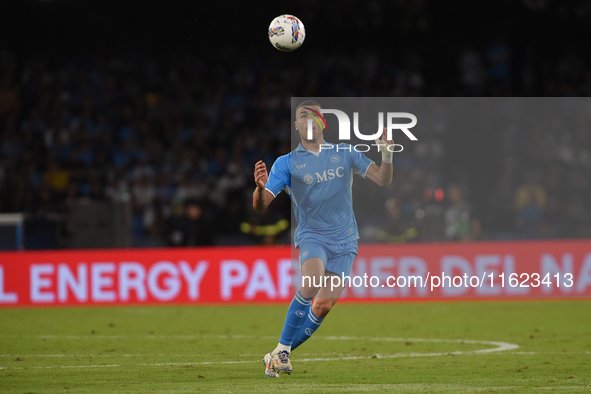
{"left": 296, "top": 141, "right": 334, "bottom": 153}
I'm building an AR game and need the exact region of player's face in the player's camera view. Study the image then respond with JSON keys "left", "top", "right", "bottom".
{"left": 295, "top": 105, "right": 323, "bottom": 142}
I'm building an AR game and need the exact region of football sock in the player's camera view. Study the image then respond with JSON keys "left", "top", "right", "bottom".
{"left": 277, "top": 291, "right": 313, "bottom": 350}
{"left": 273, "top": 343, "right": 291, "bottom": 354}
{"left": 291, "top": 308, "right": 324, "bottom": 351}
{"left": 285, "top": 302, "right": 311, "bottom": 350}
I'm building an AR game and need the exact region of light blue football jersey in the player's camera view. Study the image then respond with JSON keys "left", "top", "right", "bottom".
{"left": 265, "top": 142, "right": 374, "bottom": 248}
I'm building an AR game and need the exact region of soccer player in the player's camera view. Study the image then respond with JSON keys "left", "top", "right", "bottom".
{"left": 253, "top": 100, "right": 393, "bottom": 377}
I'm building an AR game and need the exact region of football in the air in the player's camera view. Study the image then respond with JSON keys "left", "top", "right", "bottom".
{"left": 268, "top": 14, "right": 306, "bottom": 52}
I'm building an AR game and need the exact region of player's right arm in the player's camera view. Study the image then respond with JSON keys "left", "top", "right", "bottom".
{"left": 253, "top": 154, "right": 290, "bottom": 212}
{"left": 253, "top": 160, "right": 274, "bottom": 211}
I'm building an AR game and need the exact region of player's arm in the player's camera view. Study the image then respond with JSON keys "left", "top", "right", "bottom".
{"left": 366, "top": 137, "right": 393, "bottom": 187}
{"left": 253, "top": 160, "right": 275, "bottom": 211}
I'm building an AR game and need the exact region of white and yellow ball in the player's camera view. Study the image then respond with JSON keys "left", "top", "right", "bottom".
{"left": 268, "top": 14, "right": 306, "bottom": 52}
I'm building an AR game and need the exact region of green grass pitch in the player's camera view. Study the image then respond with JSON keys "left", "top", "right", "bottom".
{"left": 1, "top": 301, "right": 590, "bottom": 393}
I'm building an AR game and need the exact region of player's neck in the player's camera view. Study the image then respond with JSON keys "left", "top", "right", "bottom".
{"left": 300, "top": 139, "right": 322, "bottom": 153}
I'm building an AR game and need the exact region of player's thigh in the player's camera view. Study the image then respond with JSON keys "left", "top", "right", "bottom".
{"left": 299, "top": 257, "right": 325, "bottom": 298}
{"left": 299, "top": 242, "right": 328, "bottom": 279}
{"left": 317, "top": 244, "right": 357, "bottom": 304}
{"left": 301, "top": 257, "right": 325, "bottom": 280}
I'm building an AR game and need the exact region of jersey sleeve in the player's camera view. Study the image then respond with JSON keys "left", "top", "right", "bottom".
{"left": 265, "top": 154, "right": 290, "bottom": 197}
{"left": 350, "top": 148, "right": 374, "bottom": 178}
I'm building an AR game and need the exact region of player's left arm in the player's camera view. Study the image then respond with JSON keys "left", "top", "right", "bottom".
{"left": 365, "top": 137, "right": 393, "bottom": 187}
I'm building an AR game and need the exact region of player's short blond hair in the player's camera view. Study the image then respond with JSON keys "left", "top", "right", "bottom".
{"left": 296, "top": 100, "right": 322, "bottom": 112}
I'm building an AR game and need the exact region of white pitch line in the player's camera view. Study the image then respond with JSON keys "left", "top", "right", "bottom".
{"left": 0, "top": 334, "right": 518, "bottom": 353}
{"left": 318, "top": 336, "right": 519, "bottom": 353}
{"left": 4, "top": 351, "right": 589, "bottom": 359}
{"left": 0, "top": 336, "right": 520, "bottom": 370}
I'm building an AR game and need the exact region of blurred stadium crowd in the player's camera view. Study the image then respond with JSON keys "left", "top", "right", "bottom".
{"left": 0, "top": 0, "right": 590, "bottom": 248}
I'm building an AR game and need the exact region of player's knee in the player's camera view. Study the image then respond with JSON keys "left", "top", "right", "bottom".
{"left": 299, "top": 286, "right": 319, "bottom": 299}
{"left": 300, "top": 275, "right": 322, "bottom": 296}
{"left": 312, "top": 300, "right": 333, "bottom": 319}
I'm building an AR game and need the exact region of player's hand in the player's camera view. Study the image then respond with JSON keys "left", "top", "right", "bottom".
{"left": 254, "top": 160, "right": 269, "bottom": 190}
{"left": 375, "top": 128, "right": 394, "bottom": 164}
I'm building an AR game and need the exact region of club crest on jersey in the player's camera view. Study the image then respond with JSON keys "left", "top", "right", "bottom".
{"left": 302, "top": 173, "right": 315, "bottom": 185}
{"left": 330, "top": 154, "right": 340, "bottom": 163}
